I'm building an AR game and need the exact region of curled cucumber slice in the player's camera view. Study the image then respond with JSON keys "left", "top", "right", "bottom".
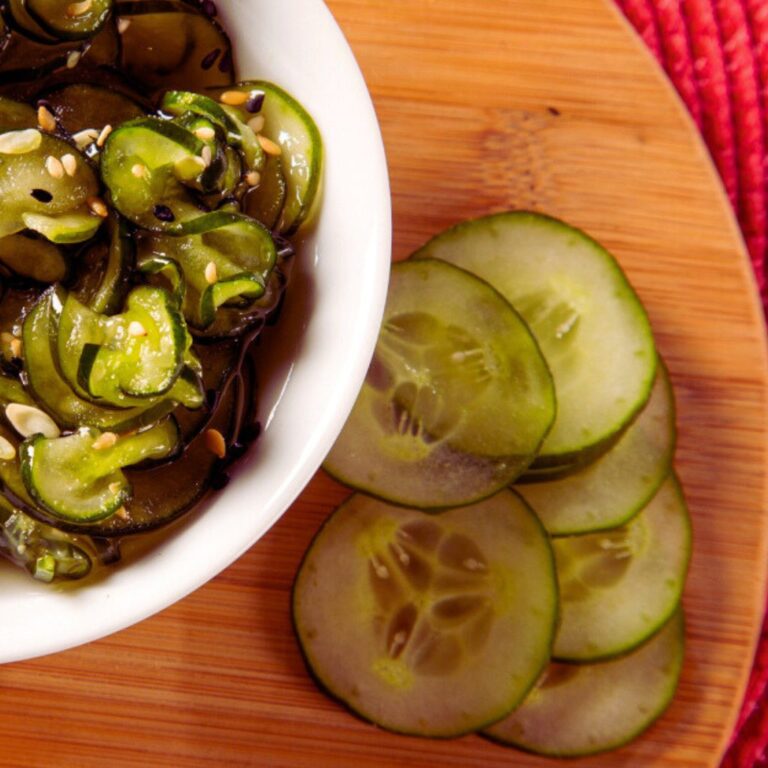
{"left": 20, "top": 416, "right": 180, "bottom": 524}
{"left": 324, "top": 258, "right": 556, "bottom": 509}
{"left": 293, "top": 491, "right": 558, "bottom": 737}
{"left": 208, "top": 80, "right": 322, "bottom": 234}
{"left": 0, "top": 130, "right": 101, "bottom": 240}
{"left": 484, "top": 610, "right": 685, "bottom": 757}
{"left": 413, "top": 211, "right": 657, "bottom": 469}
{"left": 552, "top": 474, "right": 691, "bottom": 661}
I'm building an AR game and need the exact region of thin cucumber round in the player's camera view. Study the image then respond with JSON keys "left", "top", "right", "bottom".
{"left": 516, "top": 359, "right": 676, "bottom": 535}
{"left": 412, "top": 211, "right": 657, "bottom": 469}
{"left": 552, "top": 474, "right": 691, "bottom": 661}
{"left": 483, "top": 609, "right": 685, "bottom": 757}
{"left": 208, "top": 80, "right": 322, "bottom": 234}
{"left": 293, "top": 491, "right": 558, "bottom": 738}
{"left": 324, "top": 258, "right": 556, "bottom": 509}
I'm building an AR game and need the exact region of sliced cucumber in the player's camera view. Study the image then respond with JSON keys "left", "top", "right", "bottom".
{"left": 484, "top": 609, "right": 685, "bottom": 756}
{"left": 553, "top": 474, "right": 691, "bottom": 661}
{"left": 22, "top": 288, "right": 177, "bottom": 431}
{"left": 0, "top": 232, "right": 68, "bottom": 282}
{"left": 324, "top": 259, "right": 556, "bottom": 509}
{"left": 209, "top": 81, "right": 322, "bottom": 234}
{"left": 0, "top": 494, "right": 92, "bottom": 581}
{"left": 76, "top": 286, "right": 187, "bottom": 399}
{"left": 0, "top": 130, "right": 101, "bottom": 240}
{"left": 293, "top": 490, "right": 558, "bottom": 737}
{"left": 138, "top": 211, "right": 276, "bottom": 329}
{"left": 70, "top": 212, "right": 131, "bottom": 315}
{"left": 244, "top": 153, "right": 286, "bottom": 230}
{"left": 26, "top": 0, "right": 112, "bottom": 41}
{"left": 20, "top": 416, "right": 180, "bottom": 523}
{"left": 413, "top": 212, "right": 657, "bottom": 469}
{"left": 516, "top": 360, "right": 676, "bottom": 535}
{"left": 40, "top": 83, "right": 145, "bottom": 135}
{"left": 100, "top": 116, "right": 205, "bottom": 229}
{"left": 115, "top": 0, "right": 234, "bottom": 95}
{"left": 0, "top": 96, "right": 36, "bottom": 129}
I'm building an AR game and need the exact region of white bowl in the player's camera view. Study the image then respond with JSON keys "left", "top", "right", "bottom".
{"left": 0, "top": 0, "right": 391, "bottom": 663}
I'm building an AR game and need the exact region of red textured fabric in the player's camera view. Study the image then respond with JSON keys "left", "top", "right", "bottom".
{"left": 617, "top": 0, "right": 768, "bottom": 764}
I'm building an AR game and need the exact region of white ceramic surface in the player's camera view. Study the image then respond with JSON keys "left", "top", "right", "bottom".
{"left": 0, "top": 0, "right": 391, "bottom": 663}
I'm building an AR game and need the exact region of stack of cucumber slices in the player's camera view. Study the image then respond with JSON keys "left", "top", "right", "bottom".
{"left": 294, "top": 212, "right": 691, "bottom": 758}
{"left": 0, "top": 1, "right": 322, "bottom": 582}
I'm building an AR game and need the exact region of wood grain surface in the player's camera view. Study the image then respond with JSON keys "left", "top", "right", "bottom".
{"left": 2, "top": 0, "right": 767, "bottom": 766}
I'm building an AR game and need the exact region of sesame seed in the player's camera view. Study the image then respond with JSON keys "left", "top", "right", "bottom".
{"left": 194, "top": 126, "right": 216, "bottom": 141}
{"left": 66, "top": 0, "right": 92, "bottom": 16}
{"left": 5, "top": 404, "right": 60, "bottom": 439}
{"left": 219, "top": 90, "right": 248, "bottom": 106}
{"left": 10, "top": 338, "right": 21, "bottom": 359}
{"left": 245, "top": 171, "right": 260, "bottom": 187}
{"left": 60, "top": 153, "right": 77, "bottom": 177}
{"left": 204, "top": 428, "right": 226, "bottom": 459}
{"left": 115, "top": 506, "right": 129, "bottom": 520}
{"left": 0, "top": 437, "right": 15, "bottom": 462}
{"left": 45, "top": 155, "right": 64, "bottom": 179}
{"left": 92, "top": 431, "right": 118, "bottom": 450}
{"left": 153, "top": 204, "right": 175, "bottom": 222}
{"left": 108, "top": 481, "right": 122, "bottom": 494}
{"left": 200, "top": 48, "right": 221, "bottom": 70}
{"left": 87, "top": 196, "right": 109, "bottom": 218}
{"left": 30, "top": 188, "right": 53, "bottom": 203}
{"left": 245, "top": 92, "right": 265, "bottom": 113}
{"left": 257, "top": 135, "right": 281, "bottom": 156}
{"left": 72, "top": 128, "right": 98, "bottom": 148}
{"left": 127, "top": 320, "right": 147, "bottom": 337}
{"left": 204, "top": 261, "right": 218, "bottom": 284}
{"left": 37, "top": 105, "right": 56, "bottom": 133}
{"left": 201, "top": 145, "right": 212, "bottom": 166}
{"left": 66, "top": 50, "right": 82, "bottom": 69}
{"left": 0, "top": 129, "right": 42, "bottom": 155}
{"left": 116, "top": 17, "right": 131, "bottom": 33}
{"left": 131, "top": 163, "right": 147, "bottom": 178}
{"left": 96, "top": 124, "right": 112, "bottom": 147}
{"left": 247, "top": 115, "right": 265, "bottom": 133}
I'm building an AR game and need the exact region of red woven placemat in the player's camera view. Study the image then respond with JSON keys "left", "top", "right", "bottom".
{"left": 616, "top": 1, "right": 768, "bottom": 764}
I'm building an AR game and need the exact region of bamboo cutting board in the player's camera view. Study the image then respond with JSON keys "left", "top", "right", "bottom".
{"left": 0, "top": 1, "right": 767, "bottom": 766}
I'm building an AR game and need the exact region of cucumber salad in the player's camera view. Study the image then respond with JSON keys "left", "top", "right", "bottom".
{"left": 295, "top": 212, "right": 690, "bottom": 757}
{"left": 0, "top": 0, "right": 321, "bottom": 581}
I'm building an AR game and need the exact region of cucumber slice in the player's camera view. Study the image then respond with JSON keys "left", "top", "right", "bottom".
{"left": 26, "top": 0, "right": 112, "bottom": 41}
{"left": 22, "top": 211, "right": 102, "bottom": 244}
{"left": 209, "top": 81, "right": 322, "bottom": 234}
{"left": 20, "top": 416, "right": 179, "bottom": 523}
{"left": 0, "top": 494, "right": 92, "bottom": 581}
{"left": 40, "top": 83, "right": 145, "bottom": 135}
{"left": 78, "top": 287, "right": 187, "bottom": 399}
{"left": 0, "top": 232, "right": 67, "bottom": 282}
{"left": 0, "top": 130, "right": 101, "bottom": 240}
{"left": 71, "top": 212, "right": 131, "bottom": 315}
{"left": 22, "top": 288, "right": 177, "bottom": 431}
{"left": 244, "top": 153, "right": 286, "bottom": 230}
{"left": 100, "top": 116, "right": 205, "bottom": 229}
{"left": 138, "top": 211, "right": 276, "bottom": 329}
{"left": 413, "top": 211, "right": 657, "bottom": 469}
{"left": 115, "top": 0, "right": 234, "bottom": 95}
{"left": 293, "top": 491, "right": 558, "bottom": 737}
{"left": 0, "top": 96, "right": 36, "bottom": 129}
{"left": 484, "top": 609, "right": 685, "bottom": 756}
{"left": 553, "top": 474, "right": 691, "bottom": 661}
{"left": 516, "top": 360, "right": 676, "bottom": 535}
{"left": 48, "top": 352, "right": 242, "bottom": 537}
{"left": 324, "top": 259, "right": 556, "bottom": 509}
